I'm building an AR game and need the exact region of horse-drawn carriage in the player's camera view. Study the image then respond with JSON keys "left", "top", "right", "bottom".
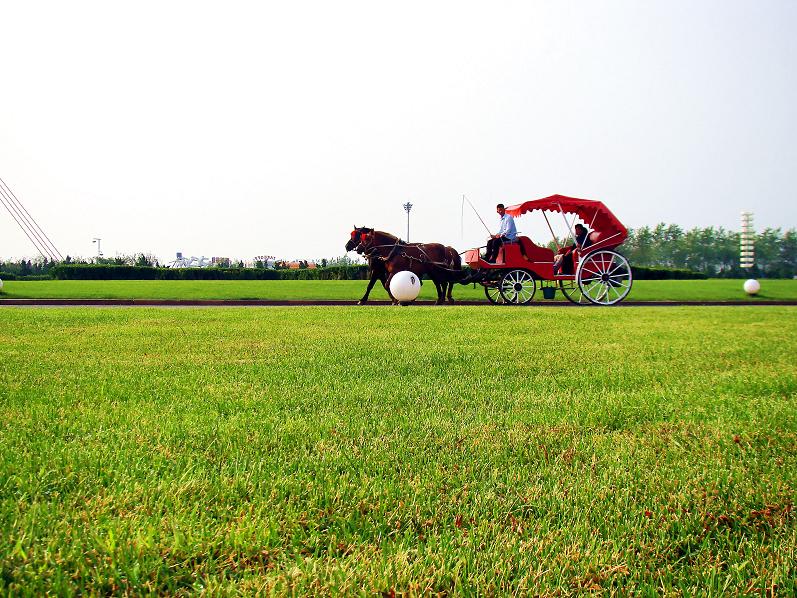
{"left": 463, "top": 194, "right": 633, "bottom": 305}
{"left": 347, "top": 194, "right": 632, "bottom": 306}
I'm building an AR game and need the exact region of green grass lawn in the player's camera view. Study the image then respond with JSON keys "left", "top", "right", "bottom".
{"left": 1, "top": 278, "right": 796, "bottom": 302}
{"left": 0, "top": 306, "right": 795, "bottom": 594}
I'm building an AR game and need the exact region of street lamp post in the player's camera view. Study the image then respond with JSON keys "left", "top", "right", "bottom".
{"left": 92, "top": 238, "right": 103, "bottom": 260}
{"left": 403, "top": 202, "right": 413, "bottom": 242}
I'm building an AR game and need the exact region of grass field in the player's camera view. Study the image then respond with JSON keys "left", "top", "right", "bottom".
{"left": 1, "top": 278, "right": 797, "bottom": 302}
{"left": 0, "top": 306, "right": 795, "bottom": 594}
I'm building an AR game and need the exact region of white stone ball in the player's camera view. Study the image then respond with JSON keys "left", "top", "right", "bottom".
{"left": 389, "top": 271, "right": 422, "bottom": 302}
{"left": 743, "top": 279, "right": 760, "bottom": 295}
{"left": 0, "top": 278, "right": 3, "bottom": 291}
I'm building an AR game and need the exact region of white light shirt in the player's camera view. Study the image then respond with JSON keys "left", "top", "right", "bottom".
{"left": 498, "top": 214, "right": 517, "bottom": 240}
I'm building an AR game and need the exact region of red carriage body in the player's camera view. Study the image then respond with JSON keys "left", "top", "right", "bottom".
{"left": 463, "top": 195, "right": 633, "bottom": 305}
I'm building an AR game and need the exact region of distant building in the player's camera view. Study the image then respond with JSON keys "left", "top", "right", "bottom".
{"left": 285, "top": 260, "right": 317, "bottom": 269}
{"left": 169, "top": 253, "right": 210, "bottom": 268}
{"left": 254, "top": 255, "right": 277, "bottom": 269}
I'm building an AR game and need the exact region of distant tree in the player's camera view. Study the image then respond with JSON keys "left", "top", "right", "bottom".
{"left": 627, "top": 226, "right": 655, "bottom": 266}
{"left": 779, "top": 230, "right": 797, "bottom": 277}
{"left": 327, "top": 255, "right": 363, "bottom": 267}
{"left": 756, "top": 228, "right": 781, "bottom": 277}
{"left": 134, "top": 253, "right": 157, "bottom": 267}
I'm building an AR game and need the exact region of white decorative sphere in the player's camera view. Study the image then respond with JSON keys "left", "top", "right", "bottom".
{"left": 0, "top": 278, "right": 3, "bottom": 291}
{"left": 389, "top": 270, "right": 422, "bottom": 302}
{"left": 743, "top": 279, "right": 760, "bottom": 295}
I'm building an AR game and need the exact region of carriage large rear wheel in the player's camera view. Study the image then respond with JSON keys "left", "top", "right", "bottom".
{"left": 499, "top": 269, "right": 536, "bottom": 304}
{"left": 576, "top": 250, "right": 633, "bottom": 305}
{"left": 558, "top": 279, "right": 589, "bottom": 304}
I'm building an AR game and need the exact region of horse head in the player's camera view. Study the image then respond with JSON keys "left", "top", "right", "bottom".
{"left": 345, "top": 226, "right": 374, "bottom": 253}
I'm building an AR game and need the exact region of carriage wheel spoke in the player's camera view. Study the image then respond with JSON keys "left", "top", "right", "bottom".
{"left": 581, "top": 265, "right": 602, "bottom": 277}
{"left": 608, "top": 261, "right": 625, "bottom": 275}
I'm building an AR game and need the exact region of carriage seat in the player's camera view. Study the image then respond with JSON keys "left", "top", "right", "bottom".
{"left": 584, "top": 230, "right": 621, "bottom": 250}
{"left": 503, "top": 236, "right": 554, "bottom": 262}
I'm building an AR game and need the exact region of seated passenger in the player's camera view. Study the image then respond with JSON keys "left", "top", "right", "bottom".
{"left": 553, "top": 224, "right": 592, "bottom": 274}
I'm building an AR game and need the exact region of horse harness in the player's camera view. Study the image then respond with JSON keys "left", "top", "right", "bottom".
{"left": 360, "top": 233, "right": 459, "bottom": 272}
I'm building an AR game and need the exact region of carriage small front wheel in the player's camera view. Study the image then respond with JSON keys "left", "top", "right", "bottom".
{"left": 499, "top": 269, "right": 536, "bottom": 305}
{"left": 483, "top": 283, "right": 505, "bottom": 304}
{"left": 576, "top": 250, "right": 633, "bottom": 305}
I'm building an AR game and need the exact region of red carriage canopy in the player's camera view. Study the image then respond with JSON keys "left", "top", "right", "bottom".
{"left": 505, "top": 194, "right": 628, "bottom": 244}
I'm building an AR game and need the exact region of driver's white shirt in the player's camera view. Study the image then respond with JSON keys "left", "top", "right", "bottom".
{"left": 498, "top": 214, "right": 517, "bottom": 240}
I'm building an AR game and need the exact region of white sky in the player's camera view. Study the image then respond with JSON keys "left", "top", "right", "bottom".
{"left": 1, "top": 0, "right": 795, "bottom": 263}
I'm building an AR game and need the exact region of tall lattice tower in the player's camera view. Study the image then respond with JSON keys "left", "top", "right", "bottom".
{"left": 740, "top": 211, "right": 755, "bottom": 269}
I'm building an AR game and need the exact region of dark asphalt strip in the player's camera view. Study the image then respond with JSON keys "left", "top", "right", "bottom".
{"left": 1, "top": 299, "right": 796, "bottom": 307}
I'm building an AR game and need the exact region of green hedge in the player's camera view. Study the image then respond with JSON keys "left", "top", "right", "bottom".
{"left": 631, "top": 266, "right": 707, "bottom": 280}
{"left": 49, "top": 264, "right": 371, "bottom": 281}
{"left": 37, "top": 264, "right": 706, "bottom": 281}
{"left": 0, "top": 272, "right": 53, "bottom": 281}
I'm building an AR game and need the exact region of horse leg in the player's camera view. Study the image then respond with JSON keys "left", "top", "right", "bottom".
{"left": 433, "top": 278, "right": 446, "bottom": 305}
{"left": 446, "top": 281, "right": 456, "bottom": 303}
{"left": 381, "top": 272, "right": 398, "bottom": 304}
{"left": 384, "top": 272, "right": 401, "bottom": 305}
{"left": 358, "top": 272, "right": 379, "bottom": 305}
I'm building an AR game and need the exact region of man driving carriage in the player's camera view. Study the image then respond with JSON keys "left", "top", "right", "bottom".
{"left": 483, "top": 204, "right": 517, "bottom": 263}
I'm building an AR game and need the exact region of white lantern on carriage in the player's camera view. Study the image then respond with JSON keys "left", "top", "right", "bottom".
{"left": 390, "top": 271, "right": 422, "bottom": 302}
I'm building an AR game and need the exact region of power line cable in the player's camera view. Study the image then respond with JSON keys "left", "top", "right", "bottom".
{"left": 0, "top": 187, "right": 57, "bottom": 261}
{"left": 0, "top": 192, "right": 52, "bottom": 259}
{"left": 0, "top": 176, "right": 63, "bottom": 260}
{"left": 0, "top": 177, "right": 60, "bottom": 259}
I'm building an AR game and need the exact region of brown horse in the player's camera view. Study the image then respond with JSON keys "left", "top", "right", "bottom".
{"left": 346, "top": 227, "right": 463, "bottom": 304}
{"left": 346, "top": 227, "right": 393, "bottom": 304}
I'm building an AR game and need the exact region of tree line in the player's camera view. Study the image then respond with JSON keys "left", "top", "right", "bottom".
{"left": 619, "top": 225, "right": 796, "bottom": 278}
{"left": 2, "top": 225, "right": 796, "bottom": 279}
